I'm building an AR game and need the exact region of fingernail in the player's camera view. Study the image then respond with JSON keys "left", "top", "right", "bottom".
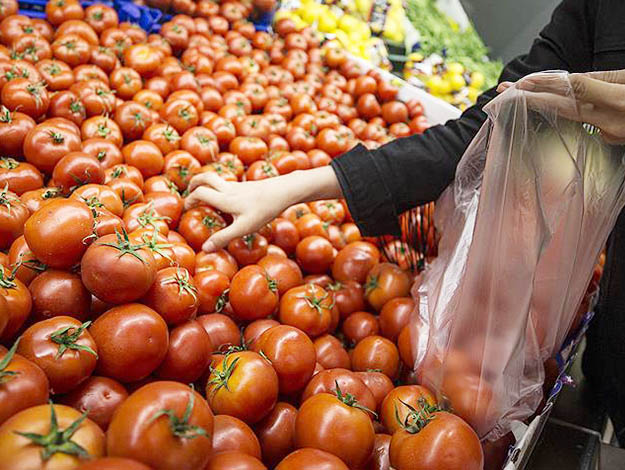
{"left": 202, "top": 240, "right": 216, "bottom": 252}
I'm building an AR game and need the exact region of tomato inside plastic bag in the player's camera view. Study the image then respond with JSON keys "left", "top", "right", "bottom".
{"left": 411, "top": 71, "right": 625, "bottom": 440}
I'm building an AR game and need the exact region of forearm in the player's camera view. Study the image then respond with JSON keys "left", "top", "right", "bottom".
{"left": 284, "top": 166, "right": 344, "bottom": 204}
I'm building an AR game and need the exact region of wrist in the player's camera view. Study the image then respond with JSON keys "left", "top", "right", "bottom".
{"left": 286, "top": 167, "right": 343, "bottom": 203}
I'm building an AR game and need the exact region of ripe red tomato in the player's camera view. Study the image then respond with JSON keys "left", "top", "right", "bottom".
{"left": 1, "top": 78, "right": 49, "bottom": 119}
{"left": 205, "top": 452, "right": 267, "bottom": 470}
{"left": 342, "top": 311, "right": 380, "bottom": 345}
{"left": 295, "top": 236, "right": 334, "bottom": 274}
{"left": 29, "top": 269, "right": 91, "bottom": 323}
{"left": 0, "top": 158, "right": 43, "bottom": 196}
{"left": 18, "top": 316, "right": 98, "bottom": 394}
{"left": 276, "top": 448, "right": 349, "bottom": 470}
{"left": 364, "top": 263, "right": 411, "bottom": 311}
{"left": 229, "top": 264, "right": 279, "bottom": 322}
{"left": 212, "top": 414, "right": 262, "bottom": 458}
{"left": 76, "top": 457, "right": 152, "bottom": 470}
{"left": 178, "top": 206, "right": 226, "bottom": 252}
{"left": 332, "top": 241, "right": 380, "bottom": 284}
{"left": 89, "top": 303, "right": 169, "bottom": 383}
{"left": 52, "top": 151, "right": 105, "bottom": 194}
{"left": 301, "top": 367, "right": 376, "bottom": 411}
{"left": 379, "top": 297, "right": 414, "bottom": 341}
{"left": 24, "top": 198, "right": 93, "bottom": 268}
{"left": 155, "top": 320, "right": 212, "bottom": 383}
{"left": 228, "top": 233, "right": 269, "bottom": 266}
{"left": 81, "top": 231, "right": 157, "bottom": 304}
{"left": 107, "top": 381, "right": 214, "bottom": 470}
{"left": 389, "top": 410, "right": 483, "bottom": 470}
{"left": 0, "top": 107, "right": 35, "bottom": 157}
{"left": 257, "top": 254, "right": 303, "bottom": 295}
{"left": 0, "top": 339, "right": 49, "bottom": 425}
{"left": 206, "top": 351, "right": 279, "bottom": 424}
{"left": 0, "top": 266, "right": 31, "bottom": 340}
{"left": 252, "top": 325, "right": 316, "bottom": 394}
{"left": 58, "top": 376, "right": 128, "bottom": 431}
{"left": 196, "top": 313, "right": 240, "bottom": 352}
{"left": 355, "top": 371, "right": 394, "bottom": 414}
{"left": 0, "top": 403, "right": 105, "bottom": 468}
{"left": 254, "top": 402, "right": 298, "bottom": 468}
{"left": 142, "top": 267, "right": 198, "bottom": 325}
{"left": 195, "top": 269, "right": 230, "bottom": 314}
{"left": 278, "top": 283, "right": 334, "bottom": 337}
{"left": 328, "top": 280, "right": 365, "bottom": 320}
{"left": 269, "top": 218, "right": 299, "bottom": 255}
{"left": 295, "top": 392, "right": 375, "bottom": 468}
{"left": 380, "top": 385, "right": 437, "bottom": 434}
{"left": 313, "top": 334, "right": 350, "bottom": 370}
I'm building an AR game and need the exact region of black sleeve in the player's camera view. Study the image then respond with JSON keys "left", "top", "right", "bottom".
{"left": 331, "top": 0, "right": 596, "bottom": 236}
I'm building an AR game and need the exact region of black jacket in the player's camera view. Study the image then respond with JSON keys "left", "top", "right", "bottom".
{"left": 331, "top": 0, "right": 625, "bottom": 441}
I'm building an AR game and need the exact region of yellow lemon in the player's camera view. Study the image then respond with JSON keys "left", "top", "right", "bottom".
{"left": 467, "top": 86, "right": 480, "bottom": 102}
{"left": 447, "top": 72, "right": 466, "bottom": 91}
{"left": 446, "top": 62, "right": 464, "bottom": 75}
{"left": 318, "top": 12, "right": 338, "bottom": 33}
{"left": 470, "top": 71, "right": 485, "bottom": 89}
{"left": 339, "top": 14, "right": 359, "bottom": 32}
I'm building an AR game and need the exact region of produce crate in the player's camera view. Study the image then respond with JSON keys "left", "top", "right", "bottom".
{"left": 18, "top": 0, "right": 164, "bottom": 33}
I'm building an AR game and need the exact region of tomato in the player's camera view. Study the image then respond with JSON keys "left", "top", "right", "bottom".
{"left": 89, "top": 46, "right": 119, "bottom": 75}
{"left": 0, "top": 158, "right": 41, "bottom": 197}
{"left": 243, "top": 319, "right": 280, "bottom": 349}
{"left": 212, "top": 414, "right": 262, "bottom": 458}
{"left": 24, "top": 122, "right": 82, "bottom": 173}
{"left": 107, "top": 179, "right": 144, "bottom": 208}
{"left": 58, "top": 376, "right": 128, "bottom": 431}
{"left": 17, "top": 316, "right": 96, "bottom": 395}
{"left": 252, "top": 325, "right": 315, "bottom": 394}
{"left": 294, "top": 213, "right": 326, "bottom": 239}
{"left": 295, "top": 391, "right": 375, "bottom": 468}
{"left": 144, "top": 191, "right": 183, "bottom": 229}
{"left": 28, "top": 269, "right": 90, "bottom": 324}
{"left": 0, "top": 403, "right": 105, "bottom": 469}
{"left": 257, "top": 254, "right": 302, "bottom": 295}
{"left": 0, "top": 268, "right": 30, "bottom": 341}
{"left": 0, "top": 107, "right": 35, "bottom": 157}
{"left": 154, "top": 320, "right": 212, "bottom": 383}
{"left": 313, "top": 335, "right": 350, "bottom": 370}
{"left": 123, "top": 202, "right": 170, "bottom": 235}
{"left": 178, "top": 206, "right": 226, "bottom": 252}
{"left": 278, "top": 283, "right": 333, "bottom": 338}
{"left": 229, "top": 264, "right": 279, "bottom": 322}
{"left": 160, "top": 99, "right": 199, "bottom": 135}
{"left": 379, "top": 385, "right": 437, "bottom": 434}
{"left": 342, "top": 312, "right": 379, "bottom": 345}
{"left": 409, "top": 115, "right": 429, "bottom": 134}
{"left": 1, "top": 78, "right": 49, "bottom": 119}
{"left": 107, "top": 382, "right": 214, "bottom": 470}
{"left": 195, "top": 269, "right": 230, "bottom": 315}
{"left": 23, "top": 198, "right": 93, "bottom": 269}
{"left": 71, "top": 184, "right": 123, "bottom": 217}
{"left": 218, "top": 152, "right": 245, "bottom": 178}
{"left": 206, "top": 351, "right": 279, "bottom": 424}
{"left": 364, "top": 263, "right": 411, "bottom": 311}
{"left": 196, "top": 313, "right": 240, "bottom": 351}
{"left": 47, "top": 91, "right": 85, "bottom": 127}
{"left": 84, "top": 4, "right": 118, "bottom": 33}
{"left": 254, "top": 402, "right": 297, "bottom": 468}
{"left": 295, "top": 236, "right": 334, "bottom": 274}
{"left": 162, "top": 150, "right": 200, "bottom": 191}
{"left": 326, "top": 280, "right": 364, "bottom": 320}
{"left": 52, "top": 34, "right": 91, "bottom": 67}
{"left": 89, "top": 304, "right": 168, "bottom": 383}
{"left": 227, "top": 233, "right": 268, "bottom": 266}
{"left": 77, "top": 457, "right": 152, "bottom": 470}
{"left": 196, "top": 249, "right": 238, "bottom": 279}
{"left": 351, "top": 335, "right": 399, "bottom": 379}
{"left": 276, "top": 448, "right": 349, "bottom": 470}
{"left": 205, "top": 452, "right": 267, "bottom": 470}
{"left": 105, "top": 164, "right": 144, "bottom": 188}
{"left": 206, "top": 116, "right": 236, "bottom": 148}
{"left": 78, "top": 82, "right": 117, "bottom": 117}
{"left": 356, "top": 372, "right": 394, "bottom": 415}
{"left": 142, "top": 267, "right": 198, "bottom": 326}
{"left": 332, "top": 241, "right": 380, "bottom": 284}
{"left": 51, "top": 151, "right": 104, "bottom": 194}
{"left": 267, "top": 218, "right": 299, "bottom": 255}
{"left": 439, "top": 372, "right": 496, "bottom": 432}
{"left": 378, "top": 297, "right": 414, "bottom": 341}
{"left": 390, "top": 410, "right": 483, "bottom": 470}
{"left": 0, "top": 339, "right": 49, "bottom": 425}
{"left": 353, "top": 76, "right": 377, "bottom": 97}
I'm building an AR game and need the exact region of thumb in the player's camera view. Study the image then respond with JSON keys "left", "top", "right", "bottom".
{"left": 585, "top": 69, "right": 625, "bottom": 84}
{"left": 202, "top": 219, "right": 251, "bottom": 252}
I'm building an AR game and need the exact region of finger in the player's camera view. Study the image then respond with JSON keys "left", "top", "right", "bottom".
{"left": 522, "top": 91, "right": 582, "bottom": 121}
{"left": 202, "top": 220, "right": 251, "bottom": 252}
{"left": 184, "top": 186, "right": 225, "bottom": 210}
{"left": 516, "top": 73, "right": 571, "bottom": 96}
{"left": 584, "top": 69, "right": 625, "bottom": 85}
{"left": 568, "top": 74, "right": 625, "bottom": 110}
{"left": 497, "top": 82, "right": 513, "bottom": 93}
{"left": 188, "top": 171, "right": 228, "bottom": 193}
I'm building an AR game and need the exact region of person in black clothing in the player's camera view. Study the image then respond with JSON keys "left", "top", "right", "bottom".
{"left": 186, "top": 0, "right": 625, "bottom": 443}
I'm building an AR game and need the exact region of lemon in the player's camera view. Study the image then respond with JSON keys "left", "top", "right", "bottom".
{"left": 301, "top": 4, "right": 321, "bottom": 24}
{"left": 334, "top": 29, "right": 349, "bottom": 46}
{"left": 467, "top": 86, "right": 480, "bottom": 102}
{"left": 339, "top": 14, "right": 359, "bottom": 32}
{"left": 446, "top": 62, "right": 464, "bottom": 75}
{"left": 318, "top": 12, "right": 338, "bottom": 32}
{"left": 447, "top": 72, "right": 466, "bottom": 91}
{"left": 426, "top": 75, "right": 451, "bottom": 95}
{"left": 470, "top": 71, "right": 485, "bottom": 90}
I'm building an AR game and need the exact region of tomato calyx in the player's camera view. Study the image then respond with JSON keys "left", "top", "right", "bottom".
{"left": 178, "top": 106, "right": 193, "bottom": 122}
{"left": 395, "top": 398, "right": 442, "bottom": 434}
{"left": 14, "top": 253, "right": 48, "bottom": 274}
{"left": 0, "top": 338, "right": 21, "bottom": 384}
{"left": 215, "top": 288, "right": 229, "bottom": 313}
{"left": 326, "top": 281, "right": 343, "bottom": 292}
{"left": 207, "top": 354, "right": 240, "bottom": 395}
{"left": 140, "top": 229, "right": 174, "bottom": 261}
{"left": 202, "top": 215, "right": 224, "bottom": 230}
{"left": 91, "top": 10, "right": 103, "bottom": 20}
{"left": 0, "top": 157, "right": 20, "bottom": 170}
{"left": 0, "top": 106, "right": 13, "bottom": 123}
{"left": 163, "top": 126, "right": 181, "bottom": 143}
{"left": 26, "top": 81, "right": 46, "bottom": 107}
{"left": 0, "top": 186, "right": 19, "bottom": 213}
{"left": 49, "top": 321, "right": 98, "bottom": 359}
{"left": 149, "top": 388, "right": 209, "bottom": 440}
{"left": 364, "top": 274, "right": 379, "bottom": 296}
{"left": 42, "top": 187, "right": 62, "bottom": 199}
{"left": 15, "top": 402, "right": 90, "bottom": 461}
{"left": 97, "top": 229, "right": 149, "bottom": 263}
{"left": 298, "top": 283, "right": 333, "bottom": 313}
{"left": 47, "top": 62, "right": 62, "bottom": 76}
{"left": 47, "top": 130, "right": 65, "bottom": 144}
{"left": 0, "top": 265, "right": 18, "bottom": 290}
{"left": 163, "top": 268, "right": 198, "bottom": 300}
{"left": 334, "top": 380, "right": 377, "bottom": 418}
{"left": 120, "top": 189, "right": 139, "bottom": 209}
{"left": 137, "top": 205, "right": 172, "bottom": 229}
{"left": 69, "top": 100, "right": 84, "bottom": 115}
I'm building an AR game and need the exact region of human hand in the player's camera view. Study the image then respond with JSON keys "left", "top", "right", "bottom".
{"left": 184, "top": 166, "right": 342, "bottom": 252}
{"left": 497, "top": 70, "right": 625, "bottom": 143}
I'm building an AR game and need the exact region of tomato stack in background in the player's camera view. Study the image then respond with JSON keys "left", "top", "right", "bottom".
{"left": 0, "top": 1, "right": 493, "bottom": 469}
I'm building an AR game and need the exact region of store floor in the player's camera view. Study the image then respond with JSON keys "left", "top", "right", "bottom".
{"left": 526, "top": 340, "right": 625, "bottom": 469}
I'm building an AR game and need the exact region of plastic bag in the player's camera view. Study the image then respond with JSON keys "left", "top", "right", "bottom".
{"left": 411, "top": 71, "right": 625, "bottom": 440}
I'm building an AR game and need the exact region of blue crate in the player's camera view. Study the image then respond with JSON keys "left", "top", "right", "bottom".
{"left": 18, "top": 0, "right": 163, "bottom": 33}
{"left": 251, "top": 9, "right": 274, "bottom": 32}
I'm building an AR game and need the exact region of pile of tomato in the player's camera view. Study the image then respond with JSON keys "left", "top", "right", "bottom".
{"left": 0, "top": 0, "right": 495, "bottom": 469}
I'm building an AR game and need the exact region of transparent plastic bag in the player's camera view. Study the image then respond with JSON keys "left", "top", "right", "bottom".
{"left": 411, "top": 71, "right": 625, "bottom": 440}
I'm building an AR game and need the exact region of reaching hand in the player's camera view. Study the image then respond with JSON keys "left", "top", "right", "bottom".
{"left": 498, "top": 70, "right": 625, "bottom": 144}
{"left": 184, "top": 166, "right": 342, "bottom": 252}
